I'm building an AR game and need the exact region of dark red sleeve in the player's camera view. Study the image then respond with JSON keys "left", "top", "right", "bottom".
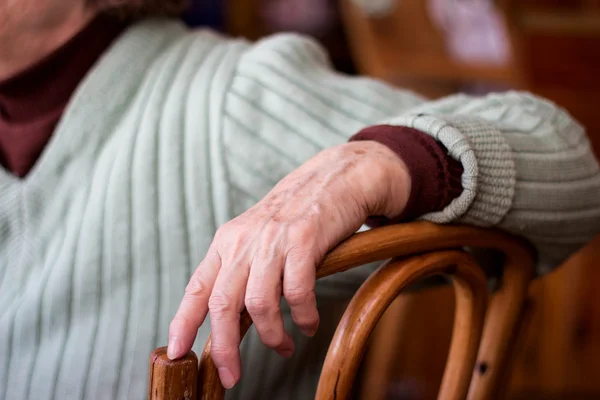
{"left": 349, "top": 125, "right": 464, "bottom": 225}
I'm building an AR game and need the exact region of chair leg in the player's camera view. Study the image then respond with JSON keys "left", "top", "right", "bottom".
{"left": 467, "top": 257, "right": 534, "bottom": 400}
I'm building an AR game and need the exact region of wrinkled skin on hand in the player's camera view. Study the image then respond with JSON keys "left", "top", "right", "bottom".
{"left": 167, "top": 141, "right": 411, "bottom": 389}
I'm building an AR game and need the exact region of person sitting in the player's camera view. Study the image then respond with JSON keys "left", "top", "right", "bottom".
{"left": 1, "top": 1, "right": 599, "bottom": 399}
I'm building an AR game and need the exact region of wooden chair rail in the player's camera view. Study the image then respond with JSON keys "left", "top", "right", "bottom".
{"left": 149, "top": 222, "right": 536, "bottom": 400}
{"left": 316, "top": 251, "right": 488, "bottom": 400}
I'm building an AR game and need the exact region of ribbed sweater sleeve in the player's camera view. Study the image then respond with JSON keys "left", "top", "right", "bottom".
{"left": 222, "top": 33, "right": 600, "bottom": 272}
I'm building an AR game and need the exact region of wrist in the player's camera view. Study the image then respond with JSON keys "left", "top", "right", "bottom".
{"left": 339, "top": 141, "right": 411, "bottom": 219}
{"left": 349, "top": 125, "right": 465, "bottom": 224}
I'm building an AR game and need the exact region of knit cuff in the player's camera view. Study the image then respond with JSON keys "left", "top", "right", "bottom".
{"left": 384, "top": 113, "right": 517, "bottom": 226}
{"left": 349, "top": 125, "right": 464, "bottom": 225}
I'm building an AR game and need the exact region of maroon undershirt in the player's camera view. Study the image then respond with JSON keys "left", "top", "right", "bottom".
{"left": 0, "top": 15, "right": 127, "bottom": 177}
{"left": 0, "top": 14, "right": 463, "bottom": 221}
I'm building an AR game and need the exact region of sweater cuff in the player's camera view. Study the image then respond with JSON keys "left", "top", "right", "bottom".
{"left": 386, "top": 113, "right": 516, "bottom": 226}
{"left": 349, "top": 125, "right": 464, "bottom": 225}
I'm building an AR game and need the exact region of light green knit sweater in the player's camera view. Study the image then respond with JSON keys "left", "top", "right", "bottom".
{"left": 1, "top": 19, "right": 599, "bottom": 400}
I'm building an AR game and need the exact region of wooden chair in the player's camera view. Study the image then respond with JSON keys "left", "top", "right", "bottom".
{"left": 335, "top": 2, "right": 600, "bottom": 396}
{"left": 148, "top": 221, "right": 535, "bottom": 400}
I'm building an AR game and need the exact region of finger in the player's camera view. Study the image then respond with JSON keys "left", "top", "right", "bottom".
{"left": 283, "top": 247, "right": 319, "bottom": 337}
{"left": 168, "top": 248, "right": 221, "bottom": 360}
{"left": 208, "top": 257, "right": 250, "bottom": 389}
{"left": 246, "top": 249, "right": 294, "bottom": 358}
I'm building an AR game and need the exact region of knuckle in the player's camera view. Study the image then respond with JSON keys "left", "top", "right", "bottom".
{"left": 286, "top": 245, "right": 314, "bottom": 264}
{"left": 213, "top": 226, "right": 229, "bottom": 243}
{"left": 261, "top": 221, "right": 282, "bottom": 241}
{"left": 245, "top": 294, "right": 273, "bottom": 316}
{"left": 287, "top": 224, "right": 316, "bottom": 249}
{"left": 210, "top": 343, "right": 238, "bottom": 362}
{"left": 252, "top": 242, "right": 278, "bottom": 263}
{"left": 230, "top": 233, "right": 249, "bottom": 252}
{"left": 214, "top": 223, "right": 243, "bottom": 246}
{"left": 284, "top": 286, "right": 314, "bottom": 307}
{"left": 185, "top": 274, "right": 208, "bottom": 297}
{"left": 208, "top": 291, "right": 235, "bottom": 317}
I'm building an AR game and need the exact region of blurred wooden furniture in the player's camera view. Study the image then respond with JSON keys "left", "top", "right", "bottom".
{"left": 339, "top": 0, "right": 600, "bottom": 149}
{"left": 225, "top": 0, "right": 356, "bottom": 72}
{"left": 338, "top": 1, "right": 600, "bottom": 398}
{"left": 149, "top": 222, "right": 535, "bottom": 400}
{"left": 226, "top": 0, "right": 266, "bottom": 40}
{"left": 338, "top": 0, "right": 525, "bottom": 98}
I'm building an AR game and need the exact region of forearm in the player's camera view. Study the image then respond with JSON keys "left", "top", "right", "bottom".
{"left": 225, "top": 33, "right": 600, "bottom": 271}
{"left": 369, "top": 92, "right": 600, "bottom": 270}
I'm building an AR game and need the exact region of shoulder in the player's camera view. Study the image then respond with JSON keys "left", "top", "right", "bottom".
{"left": 98, "top": 19, "right": 250, "bottom": 113}
{"left": 113, "top": 23, "right": 331, "bottom": 89}
{"left": 123, "top": 18, "right": 246, "bottom": 72}
{"left": 237, "top": 32, "right": 332, "bottom": 72}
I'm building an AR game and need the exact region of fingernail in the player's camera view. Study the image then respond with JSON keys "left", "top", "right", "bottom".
{"left": 301, "top": 327, "right": 317, "bottom": 337}
{"left": 167, "top": 338, "right": 182, "bottom": 360}
{"left": 218, "top": 367, "right": 236, "bottom": 389}
{"left": 280, "top": 348, "right": 294, "bottom": 358}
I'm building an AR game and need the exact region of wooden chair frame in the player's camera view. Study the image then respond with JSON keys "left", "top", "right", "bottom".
{"left": 149, "top": 222, "right": 535, "bottom": 400}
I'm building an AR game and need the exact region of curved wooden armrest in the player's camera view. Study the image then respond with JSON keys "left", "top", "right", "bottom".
{"left": 149, "top": 222, "right": 536, "bottom": 400}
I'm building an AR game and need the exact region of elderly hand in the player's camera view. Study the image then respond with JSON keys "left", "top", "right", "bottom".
{"left": 167, "top": 141, "right": 411, "bottom": 388}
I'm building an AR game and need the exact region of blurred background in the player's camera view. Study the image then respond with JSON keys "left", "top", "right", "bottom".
{"left": 184, "top": 1, "right": 600, "bottom": 399}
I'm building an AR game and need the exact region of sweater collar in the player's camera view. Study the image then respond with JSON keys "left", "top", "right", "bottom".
{"left": 0, "top": 14, "right": 127, "bottom": 123}
{"left": 0, "top": 18, "right": 188, "bottom": 188}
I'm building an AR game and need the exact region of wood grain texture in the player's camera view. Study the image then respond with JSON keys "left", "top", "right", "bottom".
{"left": 195, "top": 222, "right": 535, "bottom": 400}
{"left": 148, "top": 347, "right": 198, "bottom": 400}
{"left": 494, "top": 298, "right": 536, "bottom": 399}
{"left": 357, "top": 293, "right": 414, "bottom": 400}
{"left": 467, "top": 246, "right": 535, "bottom": 400}
{"left": 315, "top": 251, "right": 488, "bottom": 400}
